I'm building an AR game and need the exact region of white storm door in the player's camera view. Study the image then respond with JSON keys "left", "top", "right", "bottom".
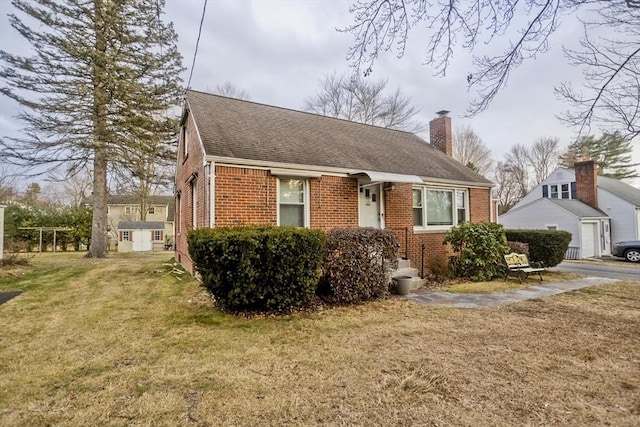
{"left": 132, "top": 230, "right": 152, "bottom": 252}
{"left": 359, "top": 184, "right": 382, "bottom": 228}
{"left": 581, "top": 222, "right": 596, "bottom": 258}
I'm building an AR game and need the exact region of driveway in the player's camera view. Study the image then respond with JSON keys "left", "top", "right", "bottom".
{"left": 551, "top": 259, "right": 640, "bottom": 281}
{"left": 0, "top": 291, "right": 22, "bottom": 305}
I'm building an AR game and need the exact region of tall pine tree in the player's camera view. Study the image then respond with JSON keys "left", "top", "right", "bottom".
{"left": 0, "top": 0, "right": 183, "bottom": 257}
{"left": 559, "top": 132, "right": 640, "bottom": 180}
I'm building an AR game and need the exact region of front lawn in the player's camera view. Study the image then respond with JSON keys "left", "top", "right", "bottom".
{"left": 1, "top": 253, "right": 638, "bottom": 426}
{"left": 439, "top": 270, "right": 584, "bottom": 294}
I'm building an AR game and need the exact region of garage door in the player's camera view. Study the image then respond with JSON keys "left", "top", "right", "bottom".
{"left": 581, "top": 223, "right": 596, "bottom": 258}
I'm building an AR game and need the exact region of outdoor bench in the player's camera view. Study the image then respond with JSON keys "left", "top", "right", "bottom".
{"left": 503, "top": 253, "right": 546, "bottom": 283}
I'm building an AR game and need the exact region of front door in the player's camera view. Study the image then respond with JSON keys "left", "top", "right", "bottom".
{"left": 359, "top": 183, "right": 382, "bottom": 228}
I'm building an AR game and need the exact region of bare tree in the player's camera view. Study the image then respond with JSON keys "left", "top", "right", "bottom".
{"left": 304, "top": 72, "right": 424, "bottom": 132}
{"left": 212, "top": 81, "right": 251, "bottom": 101}
{"left": 527, "top": 137, "right": 560, "bottom": 186}
{"left": 504, "top": 144, "right": 531, "bottom": 199}
{"left": 452, "top": 125, "right": 493, "bottom": 176}
{"left": 493, "top": 161, "right": 521, "bottom": 215}
{"left": 342, "top": 1, "right": 640, "bottom": 139}
{"left": 44, "top": 166, "right": 93, "bottom": 208}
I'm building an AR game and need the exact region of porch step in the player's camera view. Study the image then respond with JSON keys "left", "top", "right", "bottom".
{"left": 397, "top": 258, "right": 412, "bottom": 269}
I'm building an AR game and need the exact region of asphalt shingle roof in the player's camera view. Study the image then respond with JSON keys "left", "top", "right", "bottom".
{"left": 117, "top": 221, "right": 165, "bottom": 230}
{"left": 597, "top": 175, "right": 640, "bottom": 206}
{"left": 547, "top": 199, "right": 608, "bottom": 218}
{"left": 186, "top": 90, "right": 492, "bottom": 185}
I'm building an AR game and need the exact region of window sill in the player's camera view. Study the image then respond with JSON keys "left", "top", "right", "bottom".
{"left": 413, "top": 226, "right": 453, "bottom": 234}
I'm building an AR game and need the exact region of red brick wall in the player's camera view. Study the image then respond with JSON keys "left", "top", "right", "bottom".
{"left": 214, "top": 166, "right": 277, "bottom": 226}
{"left": 469, "top": 187, "right": 491, "bottom": 222}
{"left": 309, "top": 176, "right": 359, "bottom": 229}
{"left": 174, "top": 109, "right": 207, "bottom": 273}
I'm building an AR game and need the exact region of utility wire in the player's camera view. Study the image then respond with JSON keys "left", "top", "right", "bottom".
{"left": 187, "top": 0, "right": 208, "bottom": 90}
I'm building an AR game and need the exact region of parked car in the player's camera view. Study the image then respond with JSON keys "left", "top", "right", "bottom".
{"left": 611, "top": 240, "right": 640, "bottom": 263}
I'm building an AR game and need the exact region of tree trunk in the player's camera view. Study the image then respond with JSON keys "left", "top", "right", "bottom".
{"left": 89, "top": 147, "right": 108, "bottom": 257}
{"left": 88, "top": 0, "right": 108, "bottom": 258}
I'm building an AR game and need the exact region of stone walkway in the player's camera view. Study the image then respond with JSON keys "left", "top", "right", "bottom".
{"left": 406, "top": 277, "right": 619, "bottom": 308}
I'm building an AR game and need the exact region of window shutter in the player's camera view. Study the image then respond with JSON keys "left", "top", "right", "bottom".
{"left": 119, "top": 231, "right": 122, "bottom": 241}
{"left": 570, "top": 182, "right": 577, "bottom": 199}
{"left": 542, "top": 185, "right": 548, "bottom": 198}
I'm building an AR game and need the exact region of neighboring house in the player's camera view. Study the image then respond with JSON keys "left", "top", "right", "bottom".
{"left": 106, "top": 195, "right": 175, "bottom": 251}
{"left": 117, "top": 221, "right": 166, "bottom": 252}
{"left": 174, "top": 90, "right": 494, "bottom": 273}
{"left": 500, "top": 160, "right": 640, "bottom": 259}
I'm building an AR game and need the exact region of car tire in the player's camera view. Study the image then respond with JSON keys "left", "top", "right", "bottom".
{"left": 624, "top": 249, "right": 640, "bottom": 263}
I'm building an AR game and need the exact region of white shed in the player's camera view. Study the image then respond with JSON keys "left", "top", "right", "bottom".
{"left": 117, "top": 221, "right": 166, "bottom": 252}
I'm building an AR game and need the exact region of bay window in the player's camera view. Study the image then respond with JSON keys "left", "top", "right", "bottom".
{"left": 413, "top": 187, "right": 468, "bottom": 229}
{"left": 278, "top": 178, "right": 308, "bottom": 227}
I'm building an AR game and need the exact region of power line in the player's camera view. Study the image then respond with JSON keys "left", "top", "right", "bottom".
{"left": 187, "top": 0, "right": 208, "bottom": 90}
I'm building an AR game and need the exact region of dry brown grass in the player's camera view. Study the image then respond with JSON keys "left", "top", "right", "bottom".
{"left": 1, "top": 252, "right": 638, "bottom": 426}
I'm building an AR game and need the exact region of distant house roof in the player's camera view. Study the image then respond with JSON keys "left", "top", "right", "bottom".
{"left": 118, "top": 221, "right": 164, "bottom": 230}
{"left": 597, "top": 176, "right": 640, "bottom": 206}
{"left": 546, "top": 199, "right": 608, "bottom": 218}
{"left": 186, "top": 90, "right": 492, "bottom": 186}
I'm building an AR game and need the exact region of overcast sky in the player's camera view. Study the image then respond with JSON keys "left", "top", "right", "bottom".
{"left": 1, "top": 0, "right": 638, "bottom": 188}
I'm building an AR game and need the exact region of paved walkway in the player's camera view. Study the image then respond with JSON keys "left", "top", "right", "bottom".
{"left": 406, "top": 277, "right": 619, "bottom": 308}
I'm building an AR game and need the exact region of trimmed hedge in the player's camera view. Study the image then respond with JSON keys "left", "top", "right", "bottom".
{"left": 188, "top": 226, "right": 326, "bottom": 312}
{"left": 443, "top": 221, "right": 510, "bottom": 281}
{"left": 504, "top": 229, "right": 572, "bottom": 267}
{"left": 318, "top": 227, "right": 399, "bottom": 304}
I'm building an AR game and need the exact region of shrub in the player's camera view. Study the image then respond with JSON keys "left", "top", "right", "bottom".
{"left": 507, "top": 241, "right": 530, "bottom": 257}
{"left": 505, "top": 229, "right": 571, "bottom": 267}
{"left": 318, "top": 227, "right": 399, "bottom": 304}
{"left": 443, "top": 222, "right": 509, "bottom": 281}
{"left": 425, "top": 254, "right": 452, "bottom": 280}
{"left": 188, "top": 226, "right": 326, "bottom": 313}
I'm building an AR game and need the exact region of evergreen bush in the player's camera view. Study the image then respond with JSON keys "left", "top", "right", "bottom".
{"left": 443, "top": 222, "right": 509, "bottom": 281}
{"left": 188, "top": 226, "right": 326, "bottom": 312}
{"left": 505, "top": 229, "right": 571, "bottom": 267}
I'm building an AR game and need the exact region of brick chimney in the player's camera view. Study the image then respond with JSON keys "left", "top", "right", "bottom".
{"left": 574, "top": 159, "right": 598, "bottom": 209}
{"left": 430, "top": 110, "right": 452, "bottom": 156}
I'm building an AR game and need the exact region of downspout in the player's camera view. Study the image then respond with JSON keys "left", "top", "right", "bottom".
{"left": 209, "top": 160, "right": 215, "bottom": 228}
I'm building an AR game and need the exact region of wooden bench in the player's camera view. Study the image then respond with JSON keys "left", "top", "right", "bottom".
{"left": 503, "top": 253, "right": 546, "bottom": 283}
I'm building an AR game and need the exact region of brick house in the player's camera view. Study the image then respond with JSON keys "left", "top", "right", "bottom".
{"left": 175, "top": 89, "right": 494, "bottom": 273}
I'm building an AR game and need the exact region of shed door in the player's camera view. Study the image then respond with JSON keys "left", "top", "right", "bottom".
{"left": 581, "top": 222, "right": 596, "bottom": 258}
{"left": 132, "top": 230, "right": 152, "bottom": 252}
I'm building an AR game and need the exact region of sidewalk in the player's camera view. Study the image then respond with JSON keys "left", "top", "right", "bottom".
{"left": 406, "top": 277, "right": 619, "bottom": 308}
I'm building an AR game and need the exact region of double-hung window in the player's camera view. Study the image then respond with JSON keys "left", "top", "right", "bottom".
{"left": 413, "top": 188, "right": 468, "bottom": 229}
{"left": 278, "top": 178, "right": 308, "bottom": 227}
{"left": 550, "top": 185, "right": 559, "bottom": 199}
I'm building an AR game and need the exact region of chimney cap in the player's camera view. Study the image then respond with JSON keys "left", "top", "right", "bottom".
{"left": 436, "top": 110, "right": 450, "bottom": 117}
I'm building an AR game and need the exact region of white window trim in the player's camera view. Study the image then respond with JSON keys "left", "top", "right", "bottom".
{"left": 191, "top": 178, "right": 198, "bottom": 229}
{"left": 546, "top": 224, "right": 558, "bottom": 231}
{"left": 412, "top": 187, "right": 469, "bottom": 232}
{"left": 276, "top": 177, "right": 310, "bottom": 228}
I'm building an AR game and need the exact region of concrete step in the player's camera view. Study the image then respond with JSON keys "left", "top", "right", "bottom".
{"left": 397, "top": 258, "right": 412, "bottom": 269}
